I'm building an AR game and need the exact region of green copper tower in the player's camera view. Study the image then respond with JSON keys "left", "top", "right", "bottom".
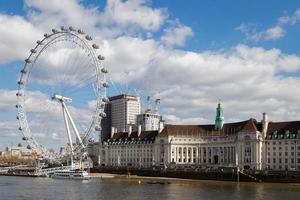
{"left": 215, "top": 100, "right": 224, "bottom": 129}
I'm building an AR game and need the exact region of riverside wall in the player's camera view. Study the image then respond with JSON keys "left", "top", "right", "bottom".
{"left": 91, "top": 167, "right": 300, "bottom": 183}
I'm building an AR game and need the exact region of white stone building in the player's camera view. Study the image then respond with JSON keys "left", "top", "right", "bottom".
{"left": 98, "top": 103, "right": 300, "bottom": 171}
{"left": 99, "top": 130, "right": 158, "bottom": 168}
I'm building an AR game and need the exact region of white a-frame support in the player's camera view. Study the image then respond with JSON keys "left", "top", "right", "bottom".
{"left": 52, "top": 94, "right": 86, "bottom": 168}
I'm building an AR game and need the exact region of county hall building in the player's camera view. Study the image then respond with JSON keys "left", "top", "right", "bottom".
{"left": 96, "top": 102, "right": 300, "bottom": 171}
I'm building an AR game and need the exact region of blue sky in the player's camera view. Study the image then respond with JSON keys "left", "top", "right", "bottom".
{"left": 1, "top": 0, "right": 300, "bottom": 53}
{"left": 0, "top": 0, "right": 300, "bottom": 150}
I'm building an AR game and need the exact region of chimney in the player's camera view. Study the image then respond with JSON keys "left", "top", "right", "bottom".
{"left": 262, "top": 112, "right": 269, "bottom": 139}
{"left": 111, "top": 127, "right": 115, "bottom": 139}
{"left": 128, "top": 125, "right": 132, "bottom": 137}
{"left": 138, "top": 125, "right": 142, "bottom": 137}
{"left": 159, "top": 119, "right": 164, "bottom": 133}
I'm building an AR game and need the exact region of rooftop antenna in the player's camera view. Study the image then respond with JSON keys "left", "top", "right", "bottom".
{"left": 155, "top": 98, "right": 161, "bottom": 112}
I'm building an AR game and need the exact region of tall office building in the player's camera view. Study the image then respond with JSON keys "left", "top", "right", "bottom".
{"left": 101, "top": 94, "right": 141, "bottom": 141}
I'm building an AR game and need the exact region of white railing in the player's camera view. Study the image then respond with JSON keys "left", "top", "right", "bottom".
{"left": 35, "top": 161, "right": 92, "bottom": 176}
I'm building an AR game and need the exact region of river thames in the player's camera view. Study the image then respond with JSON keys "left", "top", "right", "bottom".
{"left": 1, "top": 176, "right": 300, "bottom": 200}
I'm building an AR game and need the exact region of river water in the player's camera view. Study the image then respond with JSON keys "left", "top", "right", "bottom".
{"left": 0, "top": 176, "right": 300, "bottom": 200}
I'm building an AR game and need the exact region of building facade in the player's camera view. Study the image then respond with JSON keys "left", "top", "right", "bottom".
{"left": 101, "top": 94, "right": 141, "bottom": 141}
{"left": 137, "top": 109, "right": 164, "bottom": 132}
{"left": 97, "top": 103, "right": 300, "bottom": 171}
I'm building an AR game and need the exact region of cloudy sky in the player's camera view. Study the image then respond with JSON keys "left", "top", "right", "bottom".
{"left": 1, "top": 0, "right": 300, "bottom": 149}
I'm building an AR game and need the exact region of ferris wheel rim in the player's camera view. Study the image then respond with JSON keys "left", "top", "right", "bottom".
{"left": 16, "top": 26, "right": 108, "bottom": 159}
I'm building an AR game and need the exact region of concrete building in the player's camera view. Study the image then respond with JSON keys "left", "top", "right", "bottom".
{"left": 101, "top": 94, "right": 141, "bottom": 141}
{"left": 1, "top": 146, "right": 32, "bottom": 159}
{"left": 137, "top": 109, "right": 164, "bottom": 132}
{"left": 98, "top": 102, "right": 300, "bottom": 171}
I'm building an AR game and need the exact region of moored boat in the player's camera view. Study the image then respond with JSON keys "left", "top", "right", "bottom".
{"left": 52, "top": 170, "right": 89, "bottom": 179}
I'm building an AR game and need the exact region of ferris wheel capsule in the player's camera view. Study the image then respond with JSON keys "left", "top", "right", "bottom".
{"left": 95, "top": 126, "right": 102, "bottom": 131}
{"left": 36, "top": 40, "right": 42, "bottom": 45}
{"left": 102, "top": 82, "right": 109, "bottom": 88}
{"left": 44, "top": 33, "right": 49, "bottom": 38}
{"left": 52, "top": 28, "right": 58, "bottom": 33}
{"left": 25, "top": 58, "right": 31, "bottom": 63}
{"left": 99, "top": 112, "right": 106, "bottom": 118}
{"left": 101, "top": 68, "right": 108, "bottom": 73}
{"left": 102, "top": 97, "right": 109, "bottom": 103}
{"left": 69, "top": 26, "right": 75, "bottom": 31}
{"left": 98, "top": 55, "right": 105, "bottom": 60}
{"left": 30, "top": 49, "right": 37, "bottom": 53}
{"left": 92, "top": 44, "right": 99, "bottom": 49}
{"left": 60, "top": 26, "right": 67, "bottom": 31}
{"left": 85, "top": 35, "right": 92, "bottom": 41}
{"left": 77, "top": 29, "right": 85, "bottom": 34}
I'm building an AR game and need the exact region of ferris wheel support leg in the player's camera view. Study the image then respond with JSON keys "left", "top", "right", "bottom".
{"left": 62, "top": 101, "right": 85, "bottom": 149}
{"left": 62, "top": 104, "right": 74, "bottom": 169}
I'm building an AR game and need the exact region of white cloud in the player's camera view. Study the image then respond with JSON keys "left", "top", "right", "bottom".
{"left": 236, "top": 24, "right": 285, "bottom": 42}
{"left": 100, "top": 0, "right": 167, "bottom": 32}
{"left": 24, "top": 0, "right": 100, "bottom": 32}
{"left": 161, "top": 20, "right": 193, "bottom": 47}
{"left": 0, "top": 14, "right": 42, "bottom": 64}
{"left": 237, "top": 8, "right": 300, "bottom": 42}
{"left": 278, "top": 9, "right": 300, "bottom": 25}
{"left": 264, "top": 26, "right": 285, "bottom": 40}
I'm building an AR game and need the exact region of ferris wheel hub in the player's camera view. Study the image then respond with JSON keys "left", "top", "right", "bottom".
{"left": 51, "top": 94, "right": 72, "bottom": 103}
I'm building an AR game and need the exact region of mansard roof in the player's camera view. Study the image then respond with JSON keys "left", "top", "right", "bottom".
{"left": 160, "top": 118, "right": 259, "bottom": 137}
{"left": 106, "top": 130, "right": 159, "bottom": 143}
{"left": 267, "top": 121, "right": 300, "bottom": 136}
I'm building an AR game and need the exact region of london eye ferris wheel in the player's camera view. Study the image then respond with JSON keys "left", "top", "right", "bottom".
{"left": 16, "top": 26, "right": 109, "bottom": 161}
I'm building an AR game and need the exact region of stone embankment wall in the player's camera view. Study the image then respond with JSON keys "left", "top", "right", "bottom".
{"left": 91, "top": 167, "right": 300, "bottom": 183}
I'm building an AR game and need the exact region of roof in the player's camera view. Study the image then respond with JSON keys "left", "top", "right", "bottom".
{"left": 109, "top": 94, "right": 139, "bottom": 101}
{"left": 267, "top": 121, "right": 300, "bottom": 135}
{"left": 106, "top": 130, "right": 159, "bottom": 142}
{"left": 159, "top": 118, "right": 259, "bottom": 137}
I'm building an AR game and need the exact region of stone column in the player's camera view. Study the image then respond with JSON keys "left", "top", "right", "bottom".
{"left": 186, "top": 147, "right": 188, "bottom": 163}
{"left": 191, "top": 147, "right": 194, "bottom": 163}
{"left": 196, "top": 147, "right": 199, "bottom": 164}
